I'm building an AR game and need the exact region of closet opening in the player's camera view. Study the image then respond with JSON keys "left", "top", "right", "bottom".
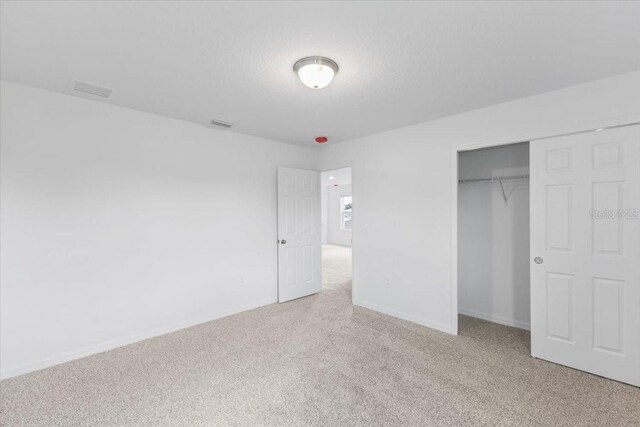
{"left": 320, "top": 167, "right": 353, "bottom": 301}
{"left": 456, "top": 142, "right": 531, "bottom": 341}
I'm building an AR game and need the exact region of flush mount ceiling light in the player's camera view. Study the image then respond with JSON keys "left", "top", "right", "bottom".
{"left": 293, "top": 56, "right": 339, "bottom": 89}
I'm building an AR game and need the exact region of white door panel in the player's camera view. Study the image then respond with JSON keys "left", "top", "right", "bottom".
{"left": 531, "top": 125, "right": 640, "bottom": 386}
{"left": 277, "top": 168, "right": 321, "bottom": 303}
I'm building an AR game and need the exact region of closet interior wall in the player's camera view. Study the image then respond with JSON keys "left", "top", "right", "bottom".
{"left": 458, "top": 142, "right": 531, "bottom": 330}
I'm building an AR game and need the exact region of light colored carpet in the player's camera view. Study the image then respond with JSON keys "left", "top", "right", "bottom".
{"left": 320, "top": 244, "right": 352, "bottom": 292}
{"left": 1, "top": 245, "right": 639, "bottom": 426}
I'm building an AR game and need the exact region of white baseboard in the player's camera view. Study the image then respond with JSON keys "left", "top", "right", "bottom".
{"left": 354, "top": 299, "right": 455, "bottom": 335}
{"left": 458, "top": 307, "right": 530, "bottom": 331}
{"left": 1, "top": 297, "right": 276, "bottom": 380}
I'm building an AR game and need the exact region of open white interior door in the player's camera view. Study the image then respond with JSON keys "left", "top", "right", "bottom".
{"left": 530, "top": 124, "right": 640, "bottom": 386}
{"left": 277, "top": 167, "right": 321, "bottom": 303}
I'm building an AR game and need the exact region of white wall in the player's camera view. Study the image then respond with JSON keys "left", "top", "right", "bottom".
{"left": 0, "top": 81, "right": 315, "bottom": 378}
{"left": 3, "top": 71, "right": 640, "bottom": 378}
{"left": 318, "top": 71, "right": 640, "bottom": 334}
{"left": 327, "top": 184, "right": 352, "bottom": 246}
{"left": 321, "top": 185, "right": 329, "bottom": 244}
{"left": 458, "top": 143, "right": 530, "bottom": 330}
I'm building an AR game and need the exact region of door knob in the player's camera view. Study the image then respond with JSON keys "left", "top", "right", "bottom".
{"left": 534, "top": 257, "right": 543, "bottom": 264}
{"left": 280, "top": 239, "right": 287, "bottom": 244}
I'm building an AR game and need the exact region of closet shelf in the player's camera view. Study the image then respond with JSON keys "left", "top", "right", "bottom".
{"left": 458, "top": 174, "right": 529, "bottom": 203}
{"left": 457, "top": 174, "right": 529, "bottom": 184}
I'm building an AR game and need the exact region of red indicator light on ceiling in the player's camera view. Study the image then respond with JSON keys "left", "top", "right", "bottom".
{"left": 315, "top": 136, "right": 328, "bottom": 144}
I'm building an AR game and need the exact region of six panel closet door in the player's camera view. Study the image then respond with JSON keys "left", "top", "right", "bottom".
{"left": 530, "top": 124, "right": 640, "bottom": 386}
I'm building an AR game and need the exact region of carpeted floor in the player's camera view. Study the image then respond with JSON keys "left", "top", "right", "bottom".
{"left": 1, "top": 244, "right": 639, "bottom": 426}
{"left": 319, "top": 244, "right": 352, "bottom": 292}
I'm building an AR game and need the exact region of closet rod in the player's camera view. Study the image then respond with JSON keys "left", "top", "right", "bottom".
{"left": 458, "top": 173, "right": 529, "bottom": 184}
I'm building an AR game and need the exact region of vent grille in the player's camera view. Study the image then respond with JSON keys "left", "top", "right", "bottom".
{"left": 73, "top": 81, "right": 112, "bottom": 98}
{"left": 210, "top": 118, "right": 233, "bottom": 129}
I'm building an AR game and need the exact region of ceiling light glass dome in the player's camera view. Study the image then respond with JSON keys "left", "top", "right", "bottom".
{"left": 293, "top": 56, "right": 339, "bottom": 89}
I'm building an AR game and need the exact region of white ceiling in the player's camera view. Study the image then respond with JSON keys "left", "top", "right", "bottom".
{"left": 1, "top": 1, "right": 639, "bottom": 147}
{"left": 321, "top": 168, "right": 351, "bottom": 187}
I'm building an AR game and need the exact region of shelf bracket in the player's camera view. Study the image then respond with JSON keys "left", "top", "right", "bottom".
{"left": 497, "top": 179, "right": 515, "bottom": 204}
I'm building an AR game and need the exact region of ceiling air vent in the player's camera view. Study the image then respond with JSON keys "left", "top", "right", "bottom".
{"left": 73, "top": 81, "right": 112, "bottom": 98}
{"left": 210, "top": 118, "right": 233, "bottom": 129}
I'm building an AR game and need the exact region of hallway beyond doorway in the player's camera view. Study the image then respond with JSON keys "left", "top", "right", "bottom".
{"left": 322, "top": 244, "right": 352, "bottom": 296}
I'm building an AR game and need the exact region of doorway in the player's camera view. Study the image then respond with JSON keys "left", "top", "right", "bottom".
{"left": 320, "top": 167, "right": 352, "bottom": 299}
{"left": 456, "top": 142, "right": 531, "bottom": 336}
